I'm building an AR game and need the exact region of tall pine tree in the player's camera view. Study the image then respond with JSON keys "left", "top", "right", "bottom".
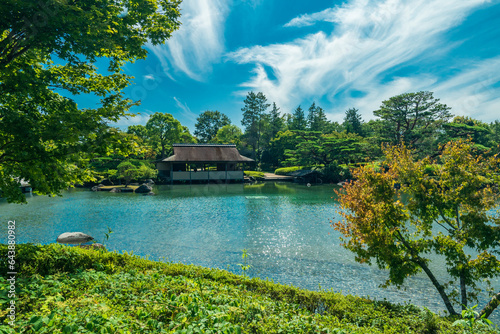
{"left": 343, "top": 108, "right": 364, "bottom": 136}
{"left": 241, "top": 92, "right": 270, "bottom": 161}
{"left": 290, "top": 105, "right": 307, "bottom": 131}
{"left": 267, "top": 102, "right": 285, "bottom": 140}
{"left": 308, "top": 102, "right": 329, "bottom": 132}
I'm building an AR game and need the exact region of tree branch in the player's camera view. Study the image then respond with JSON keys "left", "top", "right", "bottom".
{"left": 392, "top": 228, "right": 458, "bottom": 316}
{"left": 477, "top": 292, "right": 500, "bottom": 319}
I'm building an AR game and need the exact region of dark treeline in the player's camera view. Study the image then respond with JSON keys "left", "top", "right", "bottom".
{"left": 97, "top": 90, "right": 500, "bottom": 184}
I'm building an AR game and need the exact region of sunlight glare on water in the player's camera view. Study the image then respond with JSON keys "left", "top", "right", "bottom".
{"left": 1, "top": 182, "right": 498, "bottom": 320}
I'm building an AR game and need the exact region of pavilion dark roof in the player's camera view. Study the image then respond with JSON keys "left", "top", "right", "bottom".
{"left": 161, "top": 144, "right": 254, "bottom": 163}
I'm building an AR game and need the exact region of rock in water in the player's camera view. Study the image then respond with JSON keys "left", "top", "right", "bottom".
{"left": 56, "top": 232, "right": 94, "bottom": 244}
{"left": 135, "top": 184, "right": 153, "bottom": 193}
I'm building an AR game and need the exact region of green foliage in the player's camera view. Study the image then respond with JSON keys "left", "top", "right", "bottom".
{"left": 344, "top": 108, "right": 364, "bottom": 136}
{"left": 274, "top": 166, "right": 304, "bottom": 175}
{"left": 290, "top": 105, "right": 307, "bottom": 131}
{"left": 0, "top": 0, "right": 181, "bottom": 203}
{"left": 1, "top": 243, "right": 490, "bottom": 333}
{"left": 335, "top": 139, "right": 500, "bottom": 318}
{"left": 137, "top": 164, "right": 157, "bottom": 180}
{"left": 244, "top": 171, "right": 265, "bottom": 179}
{"left": 373, "top": 91, "right": 452, "bottom": 153}
{"left": 117, "top": 161, "right": 141, "bottom": 186}
{"left": 215, "top": 124, "right": 243, "bottom": 146}
{"left": 237, "top": 249, "right": 252, "bottom": 277}
{"left": 285, "top": 131, "right": 364, "bottom": 167}
{"left": 146, "top": 112, "right": 184, "bottom": 159}
{"left": 263, "top": 130, "right": 300, "bottom": 169}
{"left": 453, "top": 305, "right": 494, "bottom": 334}
{"left": 320, "top": 162, "right": 352, "bottom": 183}
{"left": 241, "top": 91, "right": 270, "bottom": 162}
{"left": 194, "top": 110, "right": 231, "bottom": 143}
{"left": 307, "top": 102, "right": 330, "bottom": 133}
{"left": 266, "top": 102, "right": 286, "bottom": 140}
{"left": 442, "top": 116, "right": 491, "bottom": 149}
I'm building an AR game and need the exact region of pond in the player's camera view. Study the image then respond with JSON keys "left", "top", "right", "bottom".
{"left": 1, "top": 182, "right": 498, "bottom": 319}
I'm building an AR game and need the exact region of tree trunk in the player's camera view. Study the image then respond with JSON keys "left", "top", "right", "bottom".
{"left": 460, "top": 270, "right": 467, "bottom": 311}
{"left": 477, "top": 292, "right": 500, "bottom": 319}
{"left": 416, "top": 259, "right": 458, "bottom": 316}
{"left": 394, "top": 228, "right": 458, "bottom": 316}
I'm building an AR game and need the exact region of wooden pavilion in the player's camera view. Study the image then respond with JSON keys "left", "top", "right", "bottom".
{"left": 156, "top": 144, "right": 254, "bottom": 183}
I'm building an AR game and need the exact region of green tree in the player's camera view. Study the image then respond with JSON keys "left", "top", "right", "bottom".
{"left": 308, "top": 103, "right": 329, "bottom": 132}
{"left": 285, "top": 131, "right": 363, "bottom": 167}
{"left": 335, "top": 140, "right": 500, "bottom": 318}
{"left": 266, "top": 130, "right": 300, "bottom": 168}
{"left": 194, "top": 110, "right": 231, "bottom": 143}
{"left": 127, "top": 125, "right": 149, "bottom": 142}
{"left": 215, "top": 124, "right": 243, "bottom": 146}
{"left": 442, "top": 116, "right": 490, "bottom": 148}
{"left": 0, "top": 0, "right": 181, "bottom": 203}
{"left": 343, "top": 108, "right": 364, "bottom": 136}
{"left": 117, "top": 161, "right": 140, "bottom": 187}
{"left": 373, "top": 91, "right": 452, "bottom": 151}
{"left": 241, "top": 91, "right": 270, "bottom": 161}
{"left": 267, "top": 102, "right": 285, "bottom": 140}
{"left": 290, "top": 105, "right": 307, "bottom": 131}
{"left": 179, "top": 126, "right": 197, "bottom": 144}
{"left": 137, "top": 164, "right": 157, "bottom": 180}
{"left": 146, "top": 112, "right": 183, "bottom": 159}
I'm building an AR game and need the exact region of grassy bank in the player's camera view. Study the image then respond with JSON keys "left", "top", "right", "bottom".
{"left": 0, "top": 244, "right": 496, "bottom": 333}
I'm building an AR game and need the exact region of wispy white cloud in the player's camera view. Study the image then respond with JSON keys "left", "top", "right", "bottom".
{"left": 174, "top": 97, "right": 198, "bottom": 125}
{"left": 229, "top": 0, "right": 496, "bottom": 121}
{"left": 111, "top": 112, "right": 152, "bottom": 129}
{"left": 433, "top": 57, "right": 500, "bottom": 122}
{"left": 148, "top": 0, "right": 230, "bottom": 81}
{"left": 284, "top": 8, "right": 337, "bottom": 28}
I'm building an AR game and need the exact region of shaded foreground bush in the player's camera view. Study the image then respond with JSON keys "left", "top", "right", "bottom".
{"left": 0, "top": 244, "right": 497, "bottom": 333}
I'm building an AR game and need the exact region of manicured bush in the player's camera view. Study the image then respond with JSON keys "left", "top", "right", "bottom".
{"left": 274, "top": 166, "right": 304, "bottom": 175}
{"left": 0, "top": 244, "right": 494, "bottom": 333}
{"left": 244, "top": 171, "right": 265, "bottom": 179}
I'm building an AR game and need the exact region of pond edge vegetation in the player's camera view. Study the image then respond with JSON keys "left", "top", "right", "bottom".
{"left": 1, "top": 244, "right": 499, "bottom": 333}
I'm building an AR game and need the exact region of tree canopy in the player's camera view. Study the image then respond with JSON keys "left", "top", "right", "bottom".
{"left": 0, "top": 0, "right": 181, "bottom": 203}
{"left": 335, "top": 140, "right": 500, "bottom": 318}
{"left": 374, "top": 91, "right": 452, "bottom": 152}
{"left": 241, "top": 91, "right": 270, "bottom": 161}
{"left": 343, "top": 108, "right": 364, "bottom": 136}
{"left": 194, "top": 110, "right": 231, "bottom": 143}
{"left": 146, "top": 112, "right": 184, "bottom": 159}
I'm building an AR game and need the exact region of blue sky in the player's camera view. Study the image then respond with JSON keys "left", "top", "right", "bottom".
{"left": 109, "top": 0, "right": 500, "bottom": 132}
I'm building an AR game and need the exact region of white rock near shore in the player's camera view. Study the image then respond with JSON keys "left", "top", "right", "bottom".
{"left": 56, "top": 232, "right": 94, "bottom": 244}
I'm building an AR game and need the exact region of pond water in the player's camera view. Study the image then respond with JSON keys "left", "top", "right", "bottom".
{"left": 1, "top": 182, "right": 498, "bottom": 319}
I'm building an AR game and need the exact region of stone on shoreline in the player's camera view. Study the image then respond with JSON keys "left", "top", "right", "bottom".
{"left": 135, "top": 184, "right": 153, "bottom": 194}
{"left": 56, "top": 232, "right": 94, "bottom": 244}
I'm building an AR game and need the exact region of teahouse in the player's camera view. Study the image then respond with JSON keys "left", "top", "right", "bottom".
{"left": 157, "top": 144, "right": 254, "bottom": 183}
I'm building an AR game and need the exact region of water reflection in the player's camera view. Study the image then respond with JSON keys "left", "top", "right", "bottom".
{"left": 0, "top": 182, "right": 498, "bottom": 321}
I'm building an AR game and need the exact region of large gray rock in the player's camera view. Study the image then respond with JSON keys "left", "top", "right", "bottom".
{"left": 56, "top": 232, "right": 94, "bottom": 244}
{"left": 135, "top": 184, "right": 153, "bottom": 194}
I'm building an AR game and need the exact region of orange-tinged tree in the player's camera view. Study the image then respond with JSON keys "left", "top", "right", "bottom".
{"left": 335, "top": 139, "right": 500, "bottom": 318}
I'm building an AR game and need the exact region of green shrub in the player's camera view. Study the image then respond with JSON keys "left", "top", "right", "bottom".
{"left": 244, "top": 171, "right": 265, "bottom": 178}
{"left": 320, "top": 162, "right": 352, "bottom": 183}
{"left": 0, "top": 244, "right": 487, "bottom": 333}
{"left": 274, "top": 166, "right": 304, "bottom": 175}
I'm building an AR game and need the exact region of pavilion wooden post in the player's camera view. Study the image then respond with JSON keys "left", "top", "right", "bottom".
{"left": 170, "top": 163, "right": 173, "bottom": 185}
